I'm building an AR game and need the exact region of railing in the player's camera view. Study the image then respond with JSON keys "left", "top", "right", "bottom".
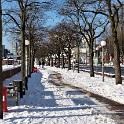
{"left": 2, "top": 66, "right": 21, "bottom": 81}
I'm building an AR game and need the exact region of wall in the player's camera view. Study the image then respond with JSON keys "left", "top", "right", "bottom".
{"left": 2, "top": 66, "right": 21, "bottom": 81}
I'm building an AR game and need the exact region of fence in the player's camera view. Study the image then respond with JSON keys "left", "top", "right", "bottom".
{"left": 2, "top": 66, "right": 21, "bottom": 81}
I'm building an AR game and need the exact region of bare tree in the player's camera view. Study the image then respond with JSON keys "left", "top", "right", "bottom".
{"left": 25, "top": 3, "right": 48, "bottom": 76}
{"left": 2, "top": 0, "right": 30, "bottom": 98}
{"left": 82, "top": 0, "right": 124, "bottom": 84}
{"left": 106, "top": 0, "right": 124, "bottom": 84}
{"left": 2, "top": 0, "right": 52, "bottom": 97}
{"left": 59, "top": 0, "right": 109, "bottom": 77}
{"left": 47, "top": 22, "right": 76, "bottom": 70}
{"left": 117, "top": 6, "right": 124, "bottom": 63}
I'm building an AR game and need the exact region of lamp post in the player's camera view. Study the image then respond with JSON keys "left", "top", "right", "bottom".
{"left": 25, "top": 40, "right": 29, "bottom": 90}
{"left": 101, "top": 40, "right": 106, "bottom": 82}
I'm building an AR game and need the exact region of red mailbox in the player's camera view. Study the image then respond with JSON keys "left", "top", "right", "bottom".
{"left": 2, "top": 87, "right": 8, "bottom": 112}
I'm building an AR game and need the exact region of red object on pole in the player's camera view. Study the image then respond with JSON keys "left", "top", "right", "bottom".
{"left": 2, "top": 87, "right": 8, "bottom": 112}
{"left": 33, "top": 67, "right": 37, "bottom": 73}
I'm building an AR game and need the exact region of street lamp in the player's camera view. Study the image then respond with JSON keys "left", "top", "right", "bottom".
{"left": 101, "top": 40, "right": 106, "bottom": 82}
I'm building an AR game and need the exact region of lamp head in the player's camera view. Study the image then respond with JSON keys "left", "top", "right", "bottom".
{"left": 25, "top": 40, "right": 29, "bottom": 45}
{"left": 101, "top": 41, "right": 106, "bottom": 46}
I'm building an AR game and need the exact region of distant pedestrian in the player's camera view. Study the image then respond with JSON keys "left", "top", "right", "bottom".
{"left": 42, "top": 60, "right": 45, "bottom": 69}
{"left": 39, "top": 61, "right": 41, "bottom": 68}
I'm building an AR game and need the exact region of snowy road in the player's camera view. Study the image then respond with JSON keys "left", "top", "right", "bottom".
{"left": 2, "top": 69, "right": 119, "bottom": 124}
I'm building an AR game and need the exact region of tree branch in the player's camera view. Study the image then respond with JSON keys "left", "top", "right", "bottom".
{"left": 3, "top": 13, "right": 21, "bottom": 29}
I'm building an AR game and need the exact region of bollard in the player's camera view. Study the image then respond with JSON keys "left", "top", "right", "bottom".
{"left": 19, "top": 81, "right": 23, "bottom": 98}
{"left": 2, "top": 87, "right": 8, "bottom": 112}
{"left": 25, "top": 77, "right": 28, "bottom": 90}
{"left": 33, "top": 67, "right": 37, "bottom": 73}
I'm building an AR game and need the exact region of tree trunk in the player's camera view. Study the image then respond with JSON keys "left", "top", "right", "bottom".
{"left": 28, "top": 34, "right": 32, "bottom": 77}
{"left": 77, "top": 42, "right": 80, "bottom": 73}
{"left": 68, "top": 46, "right": 71, "bottom": 70}
{"left": 54, "top": 56, "right": 56, "bottom": 66}
{"left": 21, "top": 27, "right": 25, "bottom": 98}
{"left": 57, "top": 51, "right": 60, "bottom": 68}
{"left": 30, "top": 46, "right": 34, "bottom": 73}
{"left": 51, "top": 56, "right": 53, "bottom": 67}
{"left": 61, "top": 53, "right": 65, "bottom": 68}
{"left": 0, "top": 0, "right": 3, "bottom": 118}
{"left": 106, "top": 0, "right": 122, "bottom": 84}
{"left": 89, "top": 45, "right": 94, "bottom": 77}
{"left": 20, "top": 7, "right": 27, "bottom": 97}
{"left": 48, "top": 56, "right": 50, "bottom": 66}
{"left": 113, "top": 41, "right": 122, "bottom": 84}
{"left": 25, "top": 44, "right": 28, "bottom": 90}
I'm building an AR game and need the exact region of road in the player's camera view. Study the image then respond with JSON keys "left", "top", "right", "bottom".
{"left": 79, "top": 65, "right": 124, "bottom": 76}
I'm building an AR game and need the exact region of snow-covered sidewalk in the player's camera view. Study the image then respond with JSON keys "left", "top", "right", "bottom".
{"left": 1, "top": 67, "right": 118, "bottom": 124}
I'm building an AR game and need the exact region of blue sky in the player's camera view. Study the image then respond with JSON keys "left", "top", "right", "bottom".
{"left": 45, "top": 10, "right": 63, "bottom": 27}
{"left": 2, "top": 0, "right": 64, "bottom": 53}
{"left": 2, "top": 12, "right": 62, "bottom": 53}
{"left": 2, "top": 11, "right": 61, "bottom": 53}
{"left": 2, "top": 36, "right": 13, "bottom": 52}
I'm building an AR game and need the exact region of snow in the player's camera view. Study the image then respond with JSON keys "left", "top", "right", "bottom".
{"left": 2, "top": 65, "right": 21, "bottom": 71}
{"left": 47, "top": 66, "right": 124, "bottom": 104}
{"left": 1, "top": 65, "right": 122, "bottom": 123}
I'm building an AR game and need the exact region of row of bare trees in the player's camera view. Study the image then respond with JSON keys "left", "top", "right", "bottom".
{"left": 58, "top": 0, "right": 124, "bottom": 86}
{"left": 35, "top": 0, "right": 124, "bottom": 86}
{"left": 45, "top": 0, "right": 124, "bottom": 85}
{"left": 0, "top": 0, "right": 53, "bottom": 119}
